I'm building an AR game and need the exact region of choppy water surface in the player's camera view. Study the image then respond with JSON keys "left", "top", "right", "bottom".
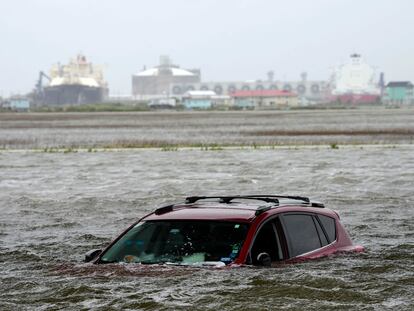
{"left": 0, "top": 147, "right": 413, "bottom": 310}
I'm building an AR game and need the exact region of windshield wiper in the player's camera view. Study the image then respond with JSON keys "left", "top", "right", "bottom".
{"left": 140, "top": 260, "right": 161, "bottom": 264}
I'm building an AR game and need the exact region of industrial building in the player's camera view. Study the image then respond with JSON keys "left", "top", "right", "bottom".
{"left": 170, "top": 75, "right": 328, "bottom": 103}
{"left": 132, "top": 56, "right": 201, "bottom": 99}
{"left": 131, "top": 56, "right": 328, "bottom": 103}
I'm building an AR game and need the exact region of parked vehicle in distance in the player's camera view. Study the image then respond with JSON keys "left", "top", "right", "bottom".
{"left": 85, "top": 195, "right": 364, "bottom": 267}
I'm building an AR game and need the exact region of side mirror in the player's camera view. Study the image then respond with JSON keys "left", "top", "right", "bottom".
{"left": 257, "top": 252, "right": 271, "bottom": 267}
{"left": 84, "top": 249, "right": 102, "bottom": 263}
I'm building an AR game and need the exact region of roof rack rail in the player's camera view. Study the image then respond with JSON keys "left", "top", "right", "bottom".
{"left": 154, "top": 204, "right": 175, "bottom": 215}
{"left": 310, "top": 201, "right": 325, "bottom": 208}
{"left": 185, "top": 196, "right": 276, "bottom": 204}
{"left": 255, "top": 205, "right": 272, "bottom": 216}
{"left": 154, "top": 195, "right": 323, "bottom": 216}
{"left": 185, "top": 195, "right": 311, "bottom": 205}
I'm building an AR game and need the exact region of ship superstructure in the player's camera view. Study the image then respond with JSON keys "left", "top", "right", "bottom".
{"left": 330, "top": 54, "right": 381, "bottom": 104}
{"left": 40, "top": 54, "right": 108, "bottom": 105}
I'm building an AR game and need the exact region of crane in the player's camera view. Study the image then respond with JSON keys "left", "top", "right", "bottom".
{"left": 35, "top": 71, "right": 51, "bottom": 94}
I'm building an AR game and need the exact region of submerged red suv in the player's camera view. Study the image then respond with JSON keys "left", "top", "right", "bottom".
{"left": 85, "top": 195, "right": 364, "bottom": 267}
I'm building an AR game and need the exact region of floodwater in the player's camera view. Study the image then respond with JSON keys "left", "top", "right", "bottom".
{"left": 0, "top": 110, "right": 414, "bottom": 310}
{"left": 1, "top": 146, "right": 413, "bottom": 310}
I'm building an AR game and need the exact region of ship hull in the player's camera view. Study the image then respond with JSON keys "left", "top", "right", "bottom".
{"left": 42, "top": 85, "right": 108, "bottom": 106}
{"left": 330, "top": 94, "right": 380, "bottom": 104}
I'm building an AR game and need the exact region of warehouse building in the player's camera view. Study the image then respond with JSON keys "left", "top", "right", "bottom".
{"left": 170, "top": 79, "right": 328, "bottom": 103}
{"left": 132, "top": 56, "right": 201, "bottom": 99}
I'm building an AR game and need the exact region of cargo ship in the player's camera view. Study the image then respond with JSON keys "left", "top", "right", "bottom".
{"left": 37, "top": 54, "right": 108, "bottom": 106}
{"left": 330, "top": 54, "right": 381, "bottom": 104}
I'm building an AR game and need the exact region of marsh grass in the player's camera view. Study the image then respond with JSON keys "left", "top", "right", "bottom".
{"left": 41, "top": 147, "right": 78, "bottom": 153}
{"left": 1, "top": 110, "right": 413, "bottom": 149}
{"left": 63, "top": 147, "right": 78, "bottom": 153}
{"left": 161, "top": 146, "right": 178, "bottom": 152}
{"left": 43, "top": 147, "right": 59, "bottom": 153}
{"left": 245, "top": 128, "right": 414, "bottom": 136}
{"left": 31, "top": 102, "right": 150, "bottom": 113}
{"left": 103, "top": 140, "right": 227, "bottom": 151}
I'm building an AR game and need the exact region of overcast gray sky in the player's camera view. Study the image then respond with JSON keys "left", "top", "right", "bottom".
{"left": 1, "top": 0, "right": 413, "bottom": 96}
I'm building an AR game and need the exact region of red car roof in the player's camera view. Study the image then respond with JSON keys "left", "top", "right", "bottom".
{"left": 145, "top": 204, "right": 257, "bottom": 222}
{"left": 143, "top": 202, "right": 338, "bottom": 223}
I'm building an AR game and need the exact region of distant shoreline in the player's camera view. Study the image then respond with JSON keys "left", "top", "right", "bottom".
{"left": 1, "top": 109, "right": 413, "bottom": 149}
{"left": 1, "top": 143, "right": 413, "bottom": 153}
{"left": 0, "top": 101, "right": 408, "bottom": 114}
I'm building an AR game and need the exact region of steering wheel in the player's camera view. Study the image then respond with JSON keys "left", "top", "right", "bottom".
{"left": 123, "top": 254, "right": 139, "bottom": 263}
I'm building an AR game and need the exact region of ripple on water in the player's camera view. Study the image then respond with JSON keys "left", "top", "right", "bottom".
{"left": 0, "top": 147, "right": 413, "bottom": 310}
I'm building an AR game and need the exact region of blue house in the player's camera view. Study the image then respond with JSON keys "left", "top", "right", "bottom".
{"left": 9, "top": 98, "right": 31, "bottom": 111}
{"left": 383, "top": 81, "right": 414, "bottom": 105}
{"left": 182, "top": 91, "right": 216, "bottom": 109}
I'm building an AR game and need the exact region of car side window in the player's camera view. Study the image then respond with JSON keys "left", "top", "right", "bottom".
{"left": 250, "top": 219, "right": 284, "bottom": 265}
{"left": 318, "top": 215, "right": 336, "bottom": 243}
{"left": 282, "top": 214, "right": 322, "bottom": 257}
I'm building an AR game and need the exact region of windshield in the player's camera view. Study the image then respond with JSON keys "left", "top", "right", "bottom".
{"left": 101, "top": 220, "right": 249, "bottom": 265}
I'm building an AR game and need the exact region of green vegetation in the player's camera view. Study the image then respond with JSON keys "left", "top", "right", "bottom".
{"left": 42, "top": 147, "right": 79, "bottom": 153}
{"left": 63, "top": 147, "right": 78, "bottom": 153}
{"left": 2, "top": 101, "right": 410, "bottom": 114}
{"left": 102, "top": 140, "right": 227, "bottom": 151}
{"left": 32, "top": 102, "right": 151, "bottom": 113}
{"left": 43, "top": 147, "right": 59, "bottom": 153}
{"left": 203, "top": 144, "right": 224, "bottom": 151}
{"left": 161, "top": 146, "right": 178, "bottom": 151}
{"left": 0, "top": 141, "right": 409, "bottom": 154}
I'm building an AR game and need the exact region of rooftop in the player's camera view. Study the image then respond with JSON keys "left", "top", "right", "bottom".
{"left": 135, "top": 55, "right": 198, "bottom": 77}
{"left": 386, "top": 81, "right": 413, "bottom": 88}
{"left": 184, "top": 90, "right": 216, "bottom": 98}
{"left": 231, "top": 90, "right": 296, "bottom": 98}
{"left": 135, "top": 67, "right": 196, "bottom": 77}
{"left": 145, "top": 204, "right": 257, "bottom": 222}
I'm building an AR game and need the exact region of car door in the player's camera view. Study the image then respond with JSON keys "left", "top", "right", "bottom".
{"left": 247, "top": 217, "right": 288, "bottom": 265}
{"left": 279, "top": 213, "right": 329, "bottom": 258}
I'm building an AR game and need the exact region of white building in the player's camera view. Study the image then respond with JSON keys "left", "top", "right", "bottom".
{"left": 132, "top": 56, "right": 201, "bottom": 99}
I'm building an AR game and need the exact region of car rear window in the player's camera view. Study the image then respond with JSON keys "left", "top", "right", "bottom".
{"left": 318, "top": 215, "right": 336, "bottom": 242}
{"left": 282, "top": 214, "right": 321, "bottom": 257}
